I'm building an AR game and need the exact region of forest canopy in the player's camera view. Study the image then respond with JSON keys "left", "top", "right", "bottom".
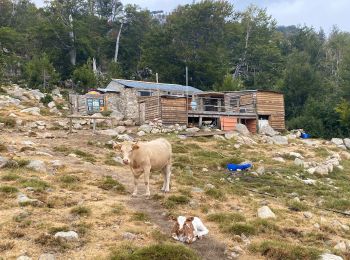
{"left": 1, "top": 0, "right": 350, "bottom": 138}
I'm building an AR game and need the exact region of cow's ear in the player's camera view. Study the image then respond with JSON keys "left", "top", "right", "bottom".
{"left": 132, "top": 143, "right": 139, "bottom": 150}
{"left": 113, "top": 143, "right": 121, "bottom": 150}
{"left": 186, "top": 217, "right": 194, "bottom": 222}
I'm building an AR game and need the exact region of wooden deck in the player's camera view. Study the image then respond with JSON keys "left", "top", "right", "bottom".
{"left": 188, "top": 110, "right": 256, "bottom": 119}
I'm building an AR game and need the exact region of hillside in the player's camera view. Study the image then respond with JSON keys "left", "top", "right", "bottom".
{"left": 0, "top": 85, "right": 350, "bottom": 260}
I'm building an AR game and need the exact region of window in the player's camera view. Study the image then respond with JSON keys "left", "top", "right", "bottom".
{"left": 138, "top": 91, "right": 152, "bottom": 96}
{"left": 230, "top": 97, "right": 239, "bottom": 107}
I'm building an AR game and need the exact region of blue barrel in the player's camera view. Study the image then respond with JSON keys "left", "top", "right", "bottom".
{"left": 227, "top": 163, "right": 252, "bottom": 172}
{"left": 300, "top": 133, "right": 310, "bottom": 139}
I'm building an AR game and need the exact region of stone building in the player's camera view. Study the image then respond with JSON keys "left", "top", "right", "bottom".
{"left": 69, "top": 79, "right": 202, "bottom": 123}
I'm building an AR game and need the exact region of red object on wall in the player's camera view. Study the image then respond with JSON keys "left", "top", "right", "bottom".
{"left": 220, "top": 116, "right": 237, "bottom": 131}
{"left": 245, "top": 119, "right": 257, "bottom": 133}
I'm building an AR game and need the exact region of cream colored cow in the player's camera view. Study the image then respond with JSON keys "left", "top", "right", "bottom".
{"left": 114, "top": 138, "right": 172, "bottom": 196}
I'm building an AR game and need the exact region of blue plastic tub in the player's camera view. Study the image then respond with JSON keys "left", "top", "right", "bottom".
{"left": 300, "top": 133, "right": 310, "bottom": 139}
{"left": 227, "top": 163, "right": 252, "bottom": 172}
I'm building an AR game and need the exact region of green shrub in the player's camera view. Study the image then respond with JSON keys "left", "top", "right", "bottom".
{"left": 59, "top": 175, "right": 80, "bottom": 184}
{"left": 101, "top": 110, "right": 112, "bottom": 117}
{"left": 111, "top": 204, "right": 124, "bottom": 215}
{"left": 0, "top": 185, "right": 18, "bottom": 194}
{"left": 70, "top": 206, "right": 91, "bottom": 217}
{"left": 249, "top": 240, "right": 321, "bottom": 260}
{"left": 287, "top": 200, "right": 309, "bottom": 212}
{"left": 1, "top": 173, "right": 20, "bottom": 181}
{"left": 130, "top": 212, "right": 150, "bottom": 222}
{"left": 205, "top": 188, "right": 225, "bottom": 200}
{"left": 19, "top": 178, "right": 49, "bottom": 192}
{"left": 98, "top": 176, "right": 125, "bottom": 193}
{"left": 223, "top": 223, "right": 256, "bottom": 236}
{"left": 40, "top": 94, "right": 53, "bottom": 105}
{"left": 109, "top": 243, "right": 200, "bottom": 260}
{"left": 0, "top": 117, "right": 16, "bottom": 127}
{"left": 207, "top": 212, "right": 245, "bottom": 223}
{"left": 164, "top": 195, "right": 190, "bottom": 209}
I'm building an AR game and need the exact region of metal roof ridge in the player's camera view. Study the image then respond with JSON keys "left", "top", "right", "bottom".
{"left": 112, "top": 78, "right": 193, "bottom": 87}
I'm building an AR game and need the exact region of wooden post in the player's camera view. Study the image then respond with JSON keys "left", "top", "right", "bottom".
{"left": 69, "top": 117, "right": 73, "bottom": 134}
{"left": 199, "top": 116, "right": 203, "bottom": 127}
{"left": 93, "top": 118, "right": 96, "bottom": 134}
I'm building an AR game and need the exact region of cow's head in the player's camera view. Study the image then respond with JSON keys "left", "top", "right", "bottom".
{"left": 171, "top": 216, "right": 195, "bottom": 243}
{"left": 113, "top": 141, "right": 139, "bottom": 165}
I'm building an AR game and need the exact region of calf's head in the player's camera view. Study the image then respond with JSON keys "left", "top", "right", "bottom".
{"left": 171, "top": 216, "right": 195, "bottom": 243}
{"left": 113, "top": 142, "right": 139, "bottom": 165}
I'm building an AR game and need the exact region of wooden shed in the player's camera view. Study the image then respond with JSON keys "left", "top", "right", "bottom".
{"left": 255, "top": 90, "right": 285, "bottom": 130}
{"left": 138, "top": 95, "right": 188, "bottom": 125}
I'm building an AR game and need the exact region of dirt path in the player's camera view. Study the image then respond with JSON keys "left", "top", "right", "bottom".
{"left": 36, "top": 131, "right": 228, "bottom": 259}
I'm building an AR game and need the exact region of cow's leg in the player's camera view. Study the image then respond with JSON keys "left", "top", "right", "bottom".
{"left": 164, "top": 163, "right": 171, "bottom": 192}
{"left": 143, "top": 166, "right": 151, "bottom": 196}
{"left": 132, "top": 175, "right": 139, "bottom": 197}
{"left": 161, "top": 166, "right": 167, "bottom": 192}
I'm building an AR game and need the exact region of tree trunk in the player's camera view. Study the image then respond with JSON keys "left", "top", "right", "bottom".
{"left": 93, "top": 57, "right": 97, "bottom": 74}
{"left": 114, "top": 23, "right": 123, "bottom": 63}
{"left": 68, "top": 14, "right": 76, "bottom": 66}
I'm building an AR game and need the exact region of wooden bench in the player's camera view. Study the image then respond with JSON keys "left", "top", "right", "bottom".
{"left": 67, "top": 115, "right": 114, "bottom": 134}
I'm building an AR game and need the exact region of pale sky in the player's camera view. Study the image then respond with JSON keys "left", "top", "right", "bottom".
{"left": 33, "top": 0, "right": 350, "bottom": 33}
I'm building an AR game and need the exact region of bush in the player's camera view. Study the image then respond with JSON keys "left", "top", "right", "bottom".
{"left": 130, "top": 212, "right": 150, "bottom": 222}
{"left": 0, "top": 185, "right": 18, "bottom": 194}
{"left": 164, "top": 195, "right": 190, "bottom": 209}
{"left": 249, "top": 240, "right": 321, "bottom": 260}
{"left": 101, "top": 110, "right": 112, "bottom": 117}
{"left": 205, "top": 188, "right": 225, "bottom": 200}
{"left": 109, "top": 243, "right": 200, "bottom": 260}
{"left": 71, "top": 206, "right": 91, "bottom": 217}
{"left": 0, "top": 116, "right": 16, "bottom": 127}
{"left": 207, "top": 212, "right": 245, "bottom": 223}
{"left": 24, "top": 53, "right": 59, "bottom": 91}
{"left": 287, "top": 200, "right": 309, "bottom": 212}
{"left": 72, "top": 59, "right": 97, "bottom": 93}
{"left": 98, "top": 176, "right": 125, "bottom": 193}
{"left": 40, "top": 94, "right": 53, "bottom": 105}
{"left": 19, "top": 178, "right": 49, "bottom": 192}
{"left": 223, "top": 223, "right": 256, "bottom": 236}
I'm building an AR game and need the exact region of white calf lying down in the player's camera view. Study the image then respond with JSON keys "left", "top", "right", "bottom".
{"left": 114, "top": 138, "right": 172, "bottom": 196}
{"left": 171, "top": 216, "right": 209, "bottom": 244}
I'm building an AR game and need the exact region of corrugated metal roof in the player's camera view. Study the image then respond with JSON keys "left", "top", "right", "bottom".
{"left": 102, "top": 79, "right": 202, "bottom": 93}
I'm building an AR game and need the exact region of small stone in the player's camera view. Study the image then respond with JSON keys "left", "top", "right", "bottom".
{"left": 225, "top": 132, "right": 235, "bottom": 140}
{"left": 294, "top": 158, "right": 304, "bottom": 167}
{"left": 17, "top": 256, "right": 32, "bottom": 260}
{"left": 137, "top": 131, "right": 145, "bottom": 137}
{"left": 314, "top": 223, "right": 320, "bottom": 229}
{"left": 331, "top": 138, "right": 344, "bottom": 146}
{"left": 303, "top": 212, "right": 313, "bottom": 219}
{"left": 192, "top": 187, "right": 204, "bottom": 193}
{"left": 320, "top": 253, "right": 343, "bottom": 260}
{"left": 213, "top": 134, "right": 225, "bottom": 140}
{"left": 202, "top": 168, "right": 209, "bottom": 172}
{"left": 0, "top": 156, "right": 9, "bottom": 168}
{"left": 122, "top": 232, "right": 137, "bottom": 240}
{"left": 256, "top": 166, "right": 265, "bottom": 175}
{"left": 273, "top": 157, "right": 285, "bottom": 163}
{"left": 205, "top": 183, "right": 215, "bottom": 189}
{"left": 293, "top": 197, "right": 300, "bottom": 202}
{"left": 39, "top": 253, "right": 56, "bottom": 260}
{"left": 54, "top": 231, "right": 79, "bottom": 241}
{"left": 186, "top": 127, "right": 200, "bottom": 133}
{"left": 235, "top": 124, "right": 250, "bottom": 136}
{"left": 257, "top": 206, "right": 276, "bottom": 219}
{"left": 314, "top": 165, "right": 329, "bottom": 175}
{"left": 334, "top": 241, "right": 347, "bottom": 252}
{"left": 26, "top": 160, "right": 46, "bottom": 173}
